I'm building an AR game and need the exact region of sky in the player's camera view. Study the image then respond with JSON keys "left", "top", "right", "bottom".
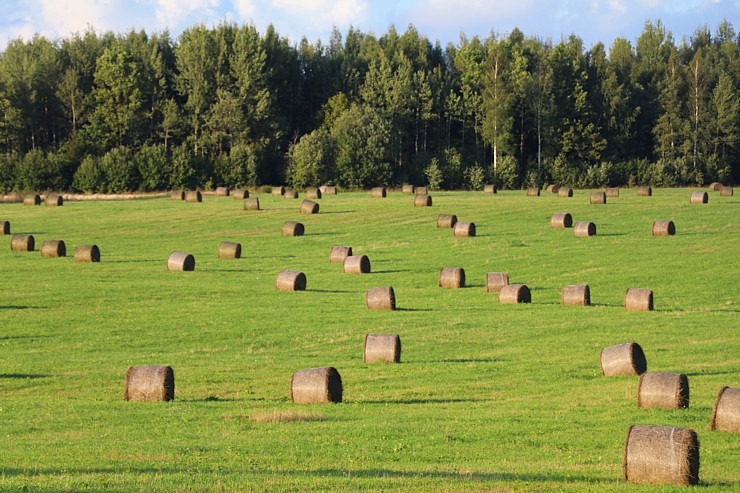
{"left": 0, "top": 0, "right": 737, "bottom": 52}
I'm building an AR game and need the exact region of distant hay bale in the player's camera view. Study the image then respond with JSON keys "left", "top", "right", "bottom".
{"left": 168, "top": 252, "right": 195, "bottom": 271}
{"left": 40, "top": 240, "right": 66, "bottom": 258}
{"left": 371, "top": 187, "right": 387, "bottom": 198}
{"left": 439, "top": 267, "right": 465, "bottom": 288}
{"left": 171, "top": 191, "right": 185, "bottom": 200}
{"left": 45, "top": 194, "right": 63, "bottom": 206}
{"left": 415, "top": 186, "right": 428, "bottom": 195}
{"left": 546, "top": 184, "right": 560, "bottom": 193}
{"left": 185, "top": 191, "right": 202, "bottom": 203}
{"left": 402, "top": 184, "right": 415, "bottom": 194}
{"left": 282, "top": 221, "right": 304, "bottom": 237}
{"left": 550, "top": 213, "right": 573, "bottom": 228}
{"left": 364, "top": 334, "right": 401, "bottom": 363}
{"left": 562, "top": 284, "right": 590, "bottom": 306}
{"left": 623, "top": 425, "right": 699, "bottom": 486}
{"left": 218, "top": 241, "right": 241, "bottom": 259}
{"left": 306, "top": 188, "right": 322, "bottom": 199}
{"left": 24, "top": 194, "right": 41, "bottom": 206}
{"left": 453, "top": 221, "right": 476, "bottom": 237}
{"left": 499, "top": 284, "right": 531, "bottom": 304}
{"left": 272, "top": 186, "right": 285, "bottom": 196}
{"left": 606, "top": 187, "right": 620, "bottom": 198}
{"left": 276, "top": 269, "right": 306, "bottom": 291}
{"left": 124, "top": 365, "right": 175, "bottom": 402}
{"left": 10, "top": 234, "right": 34, "bottom": 252}
{"left": 243, "top": 197, "right": 260, "bottom": 211}
{"left": 652, "top": 220, "right": 675, "bottom": 236}
{"left": 573, "top": 221, "right": 596, "bottom": 237}
{"left": 690, "top": 191, "right": 708, "bottom": 204}
{"left": 74, "top": 245, "right": 100, "bottom": 263}
{"left": 366, "top": 286, "right": 395, "bottom": 310}
{"left": 484, "top": 184, "right": 497, "bottom": 194}
{"left": 1, "top": 220, "right": 9, "bottom": 235}
{"left": 232, "top": 189, "right": 249, "bottom": 199}
{"left": 638, "top": 372, "right": 689, "bottom": 409}
{"left": 590, "top": 192, "right": 606, "bottom": 204}
{"left": 485, "top": 272, "right": 509, "bottom": 293}
{"left": 600, "top": 342, "right": 647, "bottom": 376}
{"left": 436, "top": 214, "right": 457, "bottom": 228}
{"left": 300, "top": 199, "right": 319, "bottom": 214}
{"left": 329, "top": 245, "right": 352, "bottom": 264}
{"left": 414, "top": 194, "right": 432, "bottom": 207}
{"left": 527, "top": 187, "right": 540, "bottom": 196}
{"left": 637, "top": 185, "right": 652, "bottom": 197}
{"left": 290, "top": 367, "right": 342, "bottom": 404}
{"left": 719, "top": 186, "right": 733, "bottom": 197}
{"left": 284, "top": 190, "right": 298, "bottom": 199}
{"left": 710, "top": 386, "right": 740, "bottom": 432}
{"left": 319, "top": 185, "right": 337, "bottom": 195}
{"left": 625, "top": 288, "right": 653, "bottom": 312}
{"left": 709, "top": 182, "right": 722, "bottom": 191}
{"left": 344, "top": 255, "right": 371, "bottom": 274}
{"left": 215, "top": 186, "right": 230, "bottom": 196}
{"left": 558, "top": 187, "right": 573, "bottom": 197}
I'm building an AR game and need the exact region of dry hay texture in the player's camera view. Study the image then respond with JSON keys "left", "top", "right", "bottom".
{"left": 453, "top": 221, "right": 476, "bottom": 237}
{"left": 625, "top": 288, "right": 653, "bottom": 311}
{"left": 623, "top": 425, "right": 699, "bottom": 486}
{"left": 329, "top": 245, "right": 352, "bottom": 264}
{"left": 415, "top": 186, "right": 429, "bottom": 195}
{"left": 558, "top": 187, "right": 573, "bottom": 198}
{"left": 124, "top": 365, "right": 175, "bottom": 402}
{"left": 290, "top": 367, "right": 342, "bottom": 404}
{"left": 600, "top": 342, "right": 647, "bottom": 376}
{"left": 637, "top": 185, "right": 652, "bottom": 197}
{"left": 414, "top": 194, "right": 432, "bottom": 207}
{"left": 40, "top": 240, "right": 66, "bottom": 258}
{"left": 300, "top": 199, "right": 319, "bottom": 214}
{"left": 74, "top": 245, "right": 100, "bottom": 263}
{"left": 652, "top": 220, "right": 676, "bottom": 236}
{"left": 282, "top": 221, "right": 305, "bottom": 237}
{"left": 232, "top": 189, "right": 249, "bottom": 199}
{"left": 215, "top": 186, "right": 230, "bottom": 196}
{"left": 10, "top": 234, "right": 34, "bottom": 252}
{"left": 710, "top": 386, "right": 740, "bottom": 432}
{"left": 499, "top": 284, "right": 531, "bottom": 304}
{"left": 319, "top": 185, "right": 337, "bottom": 195}
{"left": 272, "top": 185, "right": 285, "bottom": 196}
{"left": 343, "top": 255, "right": 371, "bottom": 274}
{"left": 185, "top": 191, "right": 202, "bottom": 203}
{"left": 439, "top": 267, "right": 465, "bottom": 288}
{"left": 171, "top": 191, "right": 185, "bottom": 200}
{"left": 366, "top": 286, "right": 396, "bottom": 310}
{"left": 244, "top": 197, "right": 260, "bottom": 211}
{"left": 606, "top": 187, "right": 620, "bottom": 198}
{"left": 24, "top": 194, "right": 41, "bottom": 206}
{"left": 364, "top": 334, "right": 401, "bottom": 363}
{"left": 168, "top": 252, "right": 195, "bottom": 271}
{"left": 573, "top": 221, "right": 596, "bottom": 237}
{"left": 546, "top": 184, "right": 560, "bottom": 193}
{"left": 527, "top": 187, "right": 540, "bottom": 196}
{"left": 719, "top": 186, "right": 733, "bottom": 197}
{"left": 709, "top": 182, "right": 722, "bottom": 191}
{"left": 550, "top": 213, "right": 573, "bottom": 228}
{"left": 371, "top": 187, "right": 387, "bottom": 198}
{"left": 590, "top": 192, "right": 606, "bottom": 204}
{"left": 1, "top": 220, "right": 9, "bottom": 235}
{"left": 484, "top": 184, "right": 497, "bottom": 194}
{"left": 436, "top": 214, "right": 457, "bottom": 228}
{"left": 690, "top": 191, "right": 708, "bottom": 204}
{"left": 306, "top": 188, "right": 322, "bottom": 200}
{"left": 486, "top": 272, "right": 509, "bottom": 292}
{"left": 402, "top": 184, "right": 415, "bottom": 194}
{"left": 637, "top": 372, "right": 690, "bottom": 409}
{"left": 276, "top": 270, "right": 307, "bottom": 291}
{"left": 218, "top": 241, "right": 242, "bottom": 259}
{"left": 45, "top": 194, "right": 63, "bottom": 206}
{"left": 561, "top": 284, "right": 590, "bottom": 306}
{"left": 284, "top": 190, "right": 298, "bottom": 199}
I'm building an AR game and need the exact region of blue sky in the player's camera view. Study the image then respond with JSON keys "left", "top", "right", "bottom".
{"left": 0, "top": 0, "right": 737, "bottom": 51}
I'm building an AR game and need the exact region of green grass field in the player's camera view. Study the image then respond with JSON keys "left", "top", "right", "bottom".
{"left": 1, "top": 188, "right": 738, "bottom": 492}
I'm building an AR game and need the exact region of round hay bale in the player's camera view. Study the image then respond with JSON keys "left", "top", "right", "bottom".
{"left": 600, "top": 342, "right": 647, "bottom": 376}
{"left": 719, "top": 186, "right": 733, "bottom": 197}
{"left": 606, "top": 187, "right": 620, "bottom": 198}
{"left": 527, "top": 187, "right": 540, "bottom": 197}
{"left": 638, "top": 372, "right": 690, "bottom": 409}
{"left": 218, "top": 241, "right": 241, "bottom": 259}
{"left": 499, "top": 284, "right": 531, "bottom": 304}
{"left": 171, "top": 191, "right": 185, "bottom": 200}
{"left": 637, "top": 185, "right": 652, "bottom": 197}
{"left": 573, "top": 221, "right": 596, "bottom": 237}
{"left": 558, "top": 187, "right": 573, "bottom": 198}
{"left": 485, "top": 272, "right": 509, "bottom": 293}
{"left": 329, "top": 245, "right": 352, "bottom": 264}
{"left": 415, "top": 186, "right": 429, "bottom": 196}
{"left": 290, "top": 367, "right": 342, "bottom": 404}
{"left": 185, "top": 191, "right": 202, "bottom": 203}
{"left": 623, "top": 425, "right": 699, "bottom": 486}
{"left": 414, "top": 194, "right": 432, "bottom": 207}
{"left": 300, "top": 199, "right": 319, "bottom": 214}
{"left": 319, "top": 185, "right": 337, "bottom": 195}
{"left": 590, "top": 191, "right": 606, "bottom": 204}
{"left": 402, "top": 184, "right": 415, "bottom": 194}
{"left": 344, "top": 255, "right": 371, "bottom": 274}
{"left": 1, "top": 220, "right": 9, "bottom": 235}
{"left": 436, "top": 214, "right": 457, "bottom": 228}
{"left": 40, "top": 240, "right": 66, "bottom": 258}
{"left": 439, "top": 267, "right": 465, "bottom": 288}
{"left": 276, "top": 269, "right": 306, "bottom": 291}
{"left": 550, "top": 213, "right": 573, "bottom": 228}
{"left": 124, "top": 365, "right": 175, "bottom": 402}
{"left": 45, "top": 194, "right": 63, "bottom": 206}
{"left": 625, "top": 288, "right": 653, "bottom": 312}
{"left": 371, "top": 187, "right": 387, "bottom": 198}
{"left": 710, "top": 386, "right": 740, "bottom": 432}
{"left": 484, "top": 184, "right": 497, "bottom": 194}
{"left": 709, "top": 182, "right": 722, "bottom": 191}
{"left": 272, "top": 185, "right": 285, "bottom": 196}
{"left": 24, "top": 194, "right": 41, "bottom": 206}
{"left": 562, "top": 284, "right": 590, "bottom": 306}
{"left": 74, "top": 245, "right": 100, "bottom": 263}
{"left": 215, "top": 186, "right": 230, "bottom": 196}
{"left": 232, "top": 188, "right": 249, "bottom": 199}
{"left": 364, "top": 334, "right": 401, "bottom": 363}
{"left": 546, "top": 184, "right": 560, "bottom": 193}
{"left": 243, "top": 197, "right": 260, "bottom": 211}
{"left": 284, "top": 190, "right": 298, "bottom": 199}
{"left": 282, "top": 221, "right": 304, "bottom": 237}
{"left": 167, "top": 252, "right": 195, "bottom": 271}
{"left": 690, "top": 191, "right": 708, "bottom": 204}
{"left": 652, "top": 220, "right": 675, "bottom": 236}
{"left": 10, "top": 234, "right": 34, "bottom": 252}
{"left": 306, "top": 188, "right": 322, "bottom": 200}
{"left": 453, "top": 221, "right": 476, "bottom": 237}
{"left": 366, "top": 286, "right": 395, "bottom": 310}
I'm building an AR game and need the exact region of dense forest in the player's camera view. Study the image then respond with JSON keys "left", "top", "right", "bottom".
{"left": 0, "top": 19, "right": 738, "bottom": 193}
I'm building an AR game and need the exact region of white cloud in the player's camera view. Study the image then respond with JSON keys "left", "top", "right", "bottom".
{"left": 155, "top": 0, "right": 221, "bottom": 28}
{"left": 268, "top": 0, "right": 367, "bottom": 27}
{"left": 38, "top": 0, "right": 113, "bottom": 37}
{"left": 609, "top": 0, "right": 627, "bottom": 13}
{"left": 233, "top": 0, "right": 256, "bottom": 18}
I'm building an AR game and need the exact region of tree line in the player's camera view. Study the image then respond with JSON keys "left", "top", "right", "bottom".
{"left": 0, "top": 19, "right": 737, "bottom": 193}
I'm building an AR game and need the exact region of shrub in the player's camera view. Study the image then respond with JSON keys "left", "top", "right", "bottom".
{"left": 72, "top": 156, "right": 103, "bottom": 193}
{"left": 135, "top": 144, "right": 169, "bottom": 191}
{"left": 424, "top": 158, "right": 443, "bottom": 190}
{"left": 99, "top": 146, "right": 138, "bottom": 193}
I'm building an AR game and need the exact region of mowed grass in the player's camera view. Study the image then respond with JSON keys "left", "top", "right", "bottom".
{"left": 0, "top": 188, "right": 738, "bottom": 492}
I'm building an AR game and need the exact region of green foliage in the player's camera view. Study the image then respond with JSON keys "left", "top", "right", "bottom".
{"left": 169, "top": 141, "right": 198, "bottom": 189}
{"left": 287, "top": 129, "right": 334, "bottom": 188}
{"left": 15, "top": 149, "right": 63, "bottom": 191}
{"left": 98, "top": 146, "right": 138, "bottom": 192}
{"left": 135, "top": 144, "right": 169, "bottom": 191}
{"left": 214, "top": 142, "right": 260, "bottom": 188}
{"left": 72, "top": 155, "right": 103, "bottom": 192}
{"left": 423, "top": 157, "right": 443, "bottom": 189}
{"left": 495, "top": 154, "right": 519, "bottom": 189}
{"left": 463, "top": 163, "right": 485, "bottom": 190}
{"left": 331, "top": 104, "right": 391, "bottom": 188}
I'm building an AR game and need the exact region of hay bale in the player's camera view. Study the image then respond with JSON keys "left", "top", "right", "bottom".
{"left": 637, "top": 185, "right": 652, "bottom": 197}
{"left": 344, "top": 255, "right": 371, "bottom": 274}
{"left": 215, "top": 186, "right": 230, "bottom": 196}
{"left": 439, "top": 267, "right": 465, "bottom": 288}
{"left": 484, "top": 184, "right": 497, "bottom": 194}
{"left": 282, "top": 221, "right": 304, "bottom": 237}
{"left": 606, "top": 187, "right": 620, "bottom": 198}
{"left": 124, "top": 365, "right": 175, "bottom": 402}
{"left": 690, "top": 191, "right": 708, "bottom": 204}
{"left": 45, "top": 194, "right": 63, "bottom": 206}
{"left": 415, "top": 186, "right": 428, "bottom": 195}
{"left": 402, "top": 184, "right": 415, "bottom": 194}
{"left": 638, "top": 372, "right": 690, "bottom": 409}
{"left": 562, "top": 284, "right": 590, "bottom": 306}
{"left": 558, "top": 187, "right": 573, "bottom": 197}
{"left": 709, "top": 182, "right": 722, "bottom": 191}
{"left": 243, "top": 197, "right": 260, "bottom": 211}
{"left": 719, "top": 186, "right": 733, "bottom": 197}
{"left": 40, "top": 240, "right": 66, "bottom": 258}
{"left": 232, "top": 189, "right": 249, "bottom": 199}
{"left": 414, "top": 194, "right": 432, "bottom": 207}
{"left": 499, "top": 284, "right": 531, "bottom": 304}
{"left": 306, "top": 188, "right": 322, "bottom": 199}
{"left": 329, "top": 245, "right": 352, "bottom": 264}
{"left": 185, "top": 191, "right": 202, "bottom": 203}
{"left": 74, "top": 245, "right": 100, "bottom": 263}
{"left": 625, "top": 288, "right": 653, "bottom": 312}
{"left": 218, "top": 241, "right": 241, "bottom": 259}
{"left": 284, "top": 190, "right": 298, "bottom": 199}
{"left": 300, "top": 199, "right": 319, "bottom": 214}
{"left": 364, "top": 334, "right": 401, "bottom": 363}
{"left": 453, "top": 221, "right": 476, "bottom": 237}
{"left": 276, "top": 269, "right": 306, "bottom": 291}
{"left": 168, "top": 252, "right": 195, "bottom": 271}
{"left": 590, "top": 192, "right": 606, "bottom": 204}
{"left": 623, "top": 425, "right": 699, "bottom": 486}
{"left": 600, "top": 342, "right": 647, "bottom": 376}
{"left": 710, "top": 386, "right": 740, "bottom": 432}
{"left": 652, "top": 220, "right": 675, "bottom": 236}
{"left": 573, "top": 221, "right": 596, "bottom": 237}
{"left": 171, "top": 191, "right": 185, "bottom": 200}
{"left": 319, "top": 185, "right": 337, "bottom": 195}
{"left": 371, "top": 187, "right": 387, "bottom": 198}
{"left": 10, "top": 234, "right": 34, "bottom": 252}
{"left": 436, "top": 214, "right": 457, "bottom": 228}
{"left": 1, "top": 220, "right": 9, "bottom": 235}
{"left": 290, "top": 367, "right": 342, "bottom": 403}
{"left": 485, "top": 272, "right": 509, "bottom": 292}
{"left": 550, "top": 213, "right": 573, "bottom": 228}
{"left": 272, "top": 185, "right": 285, "bottom": 196}
{"left": 527, "top": 187, "right": 540, "bottom": 196}
{"left": 546, "top": 184, "right": 560, "bottom": 194}
{"left": 366, "top": 286, "right": 395, "bottom": 310}
{"left": 24, "top": 194, "right": 41, "bottom": 206}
